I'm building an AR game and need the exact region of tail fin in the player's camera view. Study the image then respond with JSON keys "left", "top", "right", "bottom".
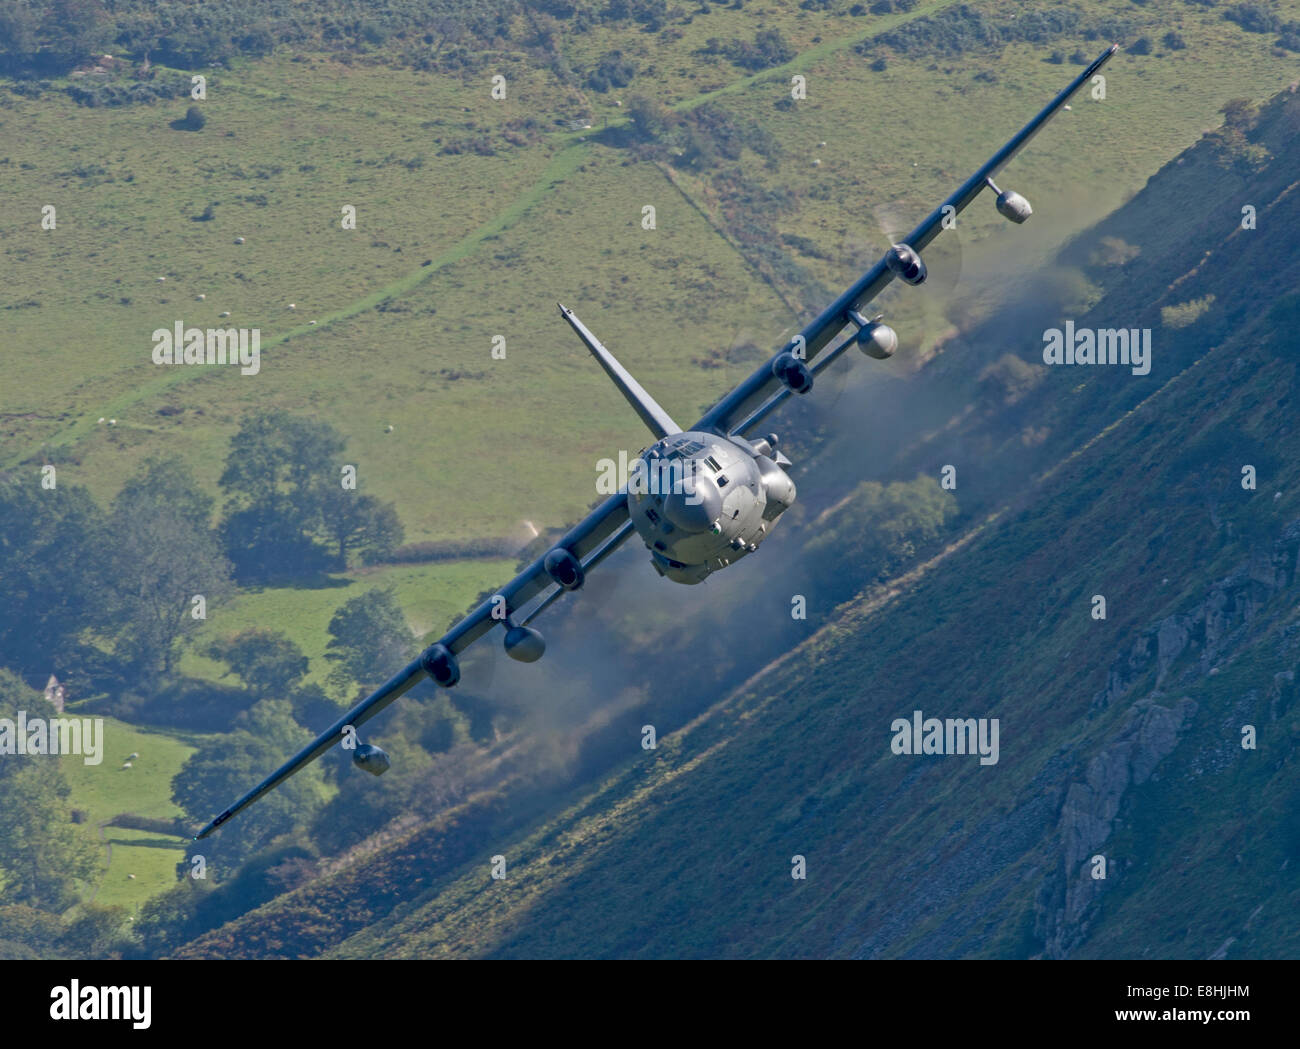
{"left": 557, "top": 303, "right": 681, "bottom": 440}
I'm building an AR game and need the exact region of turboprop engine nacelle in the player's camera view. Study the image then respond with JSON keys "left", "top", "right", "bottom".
{"left": 886, "top": 244, "right": 927, "bottom": 286}
{"left": 771, "top": 352, "right": 813, "bottom": 394}
{"left": 543, "top": 547, "right": 584, "bottom": 590}
{"left": 420, "top": 642, "right": 460, "bottom": 687}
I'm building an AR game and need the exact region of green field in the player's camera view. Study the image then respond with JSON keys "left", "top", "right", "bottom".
{"left": 52, "top": 556, "right": 511, "bottom": 915}
{"left": 58, "top": 717, "right": 201, "bottom": 913}
{"left": 180, "top": 557, "right": 517, "bottom": 689}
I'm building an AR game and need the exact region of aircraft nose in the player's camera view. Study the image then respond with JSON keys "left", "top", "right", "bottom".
{"left": 663, "top": 473, "right": 722, "bottom": 532}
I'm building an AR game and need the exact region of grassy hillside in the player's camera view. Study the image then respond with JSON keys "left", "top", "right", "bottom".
{"left": 59, "top": 718, "right": 200, "bottom": 912}
{"left": 173, "top": 81, "right": 1300, "bottom": 961}
{"left": 5, "top": 0, "right": 1299, "bottom": 544}
{"left": 178, "top": 557, "right": 515, "bottom": 689}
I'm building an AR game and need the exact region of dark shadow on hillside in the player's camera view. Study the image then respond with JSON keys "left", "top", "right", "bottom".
{"left": 588, "top": 123, "right": 638, "bottom": 150}
{"left": 238, "top": 571, "right": 353, "bottom": 592}
{"left": 105, "top": 836, "right": 186, "bottom": 850}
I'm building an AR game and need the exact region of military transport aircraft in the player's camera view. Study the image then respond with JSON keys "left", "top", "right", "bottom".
{"left": 197, "top": 45, "right": 1118, "bottom": 839}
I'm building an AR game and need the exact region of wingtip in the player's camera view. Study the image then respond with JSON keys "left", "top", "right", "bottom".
{"left": 556, "top": 301, "right": 568, "bottom": 314}
{"left": 1109, "top": 42, "right": 1120, "bottom": 53}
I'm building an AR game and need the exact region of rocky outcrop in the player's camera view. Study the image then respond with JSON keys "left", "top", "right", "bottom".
{"left": 1090, "top": 520, "right": 1300, "bottom": 714}
{"left": 1042, "top": 697, "right": 1197, "bottom": 958}
{"left": 1043, "top": 519, "right": 1300, "bottom": 956}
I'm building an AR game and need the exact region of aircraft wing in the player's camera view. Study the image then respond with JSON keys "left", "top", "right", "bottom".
{"left": 195, "top": 492, "right": 632, "bottom": 838}
{"left": 694, "top": 44, "right": 1118, "bottom": 439}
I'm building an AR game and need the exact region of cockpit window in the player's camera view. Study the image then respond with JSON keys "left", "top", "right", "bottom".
{"left": 703, "top": 455, "right": 721, "bottom": 472}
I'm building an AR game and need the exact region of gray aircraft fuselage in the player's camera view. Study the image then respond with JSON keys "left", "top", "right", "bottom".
{"left": 626, "top": 429, "right": 796, "bottom": 584}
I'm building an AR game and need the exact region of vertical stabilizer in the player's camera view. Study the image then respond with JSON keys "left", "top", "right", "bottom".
{"left": 557, "top": 303, "right": 681, "bottom": 440}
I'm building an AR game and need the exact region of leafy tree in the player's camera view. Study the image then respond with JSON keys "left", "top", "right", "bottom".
{"left": 724, "top": 28, "right": 795, "bottom": 70}
{"left": 0, "top": 903, "right": 64, "bottom": 958}
{"left": 219, "top": 411, "right": 345, "bottom": 580}
{"left": 0, "top": 475, "right": 104, "bottom": 679}
{"left": 1223, "top": 3, "right": 1281, "bottom": 35}
{"left": 59, "top": 903, "right": 130, "bottom": 958}
{"left": 172, "top": 697, "right": 325, "bottom": 867}
{"left": 0, "top": 1, "right": 41, "bottom": 77}
{"left": 324, "top": 588, "right": 414, "bottom": 694}
{"left": 587, "top": 49, "right": 636, "bottom": 92}
{"left": 180, "top": 104, "right": 206, "bottom": 130}
{"left": 104, "top": 459, "right": 232, "bottom": 677}
{"left": 134, "top": 881, "right": 210, "bottom": 958}
{"left": 287, "top": 681, "right": 339, "bottom": 733}
{"left": 319, "top": 489, "right": 404, "bottom": 568}
{"left": 36, "top": 0, "right": 109, "bottom": 73}
{"left": 208, "top": 629, "right": 309, "bottom": 697}
{"left": 0, "top": 670, "right": 102, "bottom": 911}
{"left": 626, "top": 93, "right": 675, "bottom": 142}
